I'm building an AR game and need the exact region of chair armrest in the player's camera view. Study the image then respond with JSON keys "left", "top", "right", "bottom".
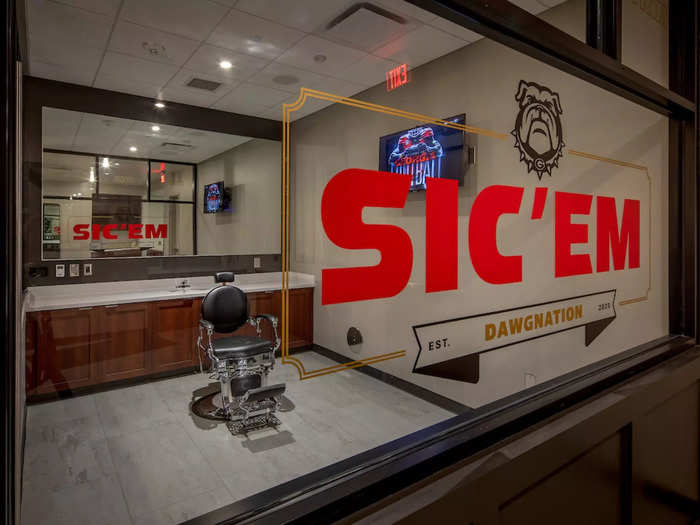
{"left": 196, "top": 320, "right": 216, "bottom": 372}
{"left": 250, "top": 314, "right": 280, "bottom": 352}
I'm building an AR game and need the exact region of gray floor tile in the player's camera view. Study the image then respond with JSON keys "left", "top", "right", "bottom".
{"left": 23, "top": 414, "right": 114, "bottom": 493}
{"left": 22, "top": 350, "right": 453, "bottom": 525}
{"left": 27, "top": 395, "right": 98, "bottom": 428}
{"left": 107, "top": 419, "right": 225, "bottom": 519}
{"left": 21, "top": 473, "right": 132, "bottom": 525}
{"left": 131, "top": 488, "right": 232, "bottom": 525}
{"left": 95, "top": 382, "right": 178, "bottom": 438}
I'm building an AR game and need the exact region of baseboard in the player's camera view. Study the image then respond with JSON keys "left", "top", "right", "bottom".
{"left": 311, "top": 344, "right": 471, "bottom": 415}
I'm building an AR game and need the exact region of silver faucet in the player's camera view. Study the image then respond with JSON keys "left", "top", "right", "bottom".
{"left": 174, "top": 278, "right": 191, "bottom": 291}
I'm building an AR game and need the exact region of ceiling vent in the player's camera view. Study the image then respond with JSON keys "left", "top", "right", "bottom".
{"left": 159, "top": 142, "right": 193, "bottom": 153}
{"left": 324, "top": 3, "right": 412, "bottom": 52}
{"left": 186, "top": 77, "right": 223, "bottom": 91}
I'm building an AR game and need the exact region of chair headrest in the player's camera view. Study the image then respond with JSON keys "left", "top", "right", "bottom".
{"left": 201, "top": 285, "right": 248, "bottom": 333}
{"left": 215, "top": 272, "right": 235, "bottom": 284}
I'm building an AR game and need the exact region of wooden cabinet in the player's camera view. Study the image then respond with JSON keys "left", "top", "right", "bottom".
{"left": 26, "top": 286, "right": 314, "bottom": 398}
{"left": 150, "top": 298, "right": 198, "bottom": 373}
{"left": 288, "top": 288, "right": 313, "bottom": 349}
{"left": 96, "top": 303, "right": 150, "bottom": 382}
{"left": 35, "top": 307, "right": 99, "bottom": 394}
{"left": 25, "top": 313, "right": 38, "bottom": 393}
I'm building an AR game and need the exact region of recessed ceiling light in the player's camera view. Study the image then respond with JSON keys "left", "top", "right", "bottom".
{"left": 129, "top": 146, "right": 137, "bottom": 152}
{"left": 114, "top": 162, "right": 120, "bottom": 166}
{"left": 219, "top": 60, "right": 232, "bottom": 69}
{"left": 154, "top": 101, "right": 165, "bottom": 108}
{"left": 151, "top": 125, "right": 160, "bottom": 131}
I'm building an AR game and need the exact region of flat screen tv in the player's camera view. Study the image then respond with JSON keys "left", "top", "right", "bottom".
{"left": 204, "top": 181, "right": 228, "bottom": 213}
{"left": 378, "top": 114, "right": 466, "bottom": 191}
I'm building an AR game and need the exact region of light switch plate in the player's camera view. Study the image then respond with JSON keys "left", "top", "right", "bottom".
{"left": 55, "top": 264, "right": 65, "bottom": 278}
{"left": 69, "top": 263, "right": 80, "bottom": 277}
{"left": 84, "top": 263, "right": 93, "bottom": 276}
{"left": 254, "top": 257, "right": 261, "bottom": 269}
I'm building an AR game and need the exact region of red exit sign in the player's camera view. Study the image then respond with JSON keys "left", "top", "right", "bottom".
{"left": 386, "top": 63, "right": 409, "bottom": 92}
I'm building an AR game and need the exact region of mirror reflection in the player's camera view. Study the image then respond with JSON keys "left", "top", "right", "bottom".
{"left": 42, "top": 108, "right": 281, "bottom": 260}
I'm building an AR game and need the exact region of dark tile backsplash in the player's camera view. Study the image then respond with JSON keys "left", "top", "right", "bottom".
{"left": 24, "top": 253, "right": 281, "bottom": 287}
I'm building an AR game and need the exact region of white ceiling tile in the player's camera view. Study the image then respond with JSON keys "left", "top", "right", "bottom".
{"left": 96, "top": 52, "right": 179, "bottom": 88}
{"left": 429, "top": 17, "right": 483, "bottom": 42}
{"left": 111, "top": 133, "right": 163, "bottom": 158}
{"left": 28, "top": 34, "right": 103, "bottom": 85}
{"left": 72, "top": 114, "right": 134, "bottom": 153}
{"left": 182, "top": 44, "right": 269, "bottom": 83}
{"left": 312, "top": 76, "right": 366, "bottom": 98}
{"left": 108, "top": 20, "right": 200, "bottom": 67}
{"left": 207, "top": 9, "right": 305, "bottom": 60}
{"left": 209, "top": 0, "right": 238, "bottom": 6}
{"left": 374, "top": 26, "right": 467, "bottom": 67}
{"left": 333, "top": 54, "right": 400, "bottom": 87}
{"left": 276, "top": 35, "right": 367, "bottom": 76}
{"left": 284, "top": 95, "right": 335, "bottom": 121}
{"left": 159, "top": 83, "right": 234, "bottom": 108}
{"left": 163, "top": 68, "right": 238, "bottom": 99}
{"left": 26, "top": 0, "right": 113, "bottom": 49}
{"left": 128, "top": 120, "right": 182, "bottom": 138}
{"left": 259, "top": 105, "right": 283, "bottom": 121}
{"left": 30, "top": 60, "right": 96, "bottom": 86}
{"left": 211, "top": 97, "right": 270, "bottom": 116}
{"left": 321, "top": 5, "right": 418, "bottom": 53}
{"left": 372, "top": 0, "right": 438, "bottom": 23}
{"left": 234, "top": 0, "right": 351, "bottom": 32}
{"left": 42, "top": 108, "right": 82, "bottom": 149}
{"left": 212, "top": 82, "right": 290, "bottom": 112}
{"left": 509, "top": 0, "right": 548, "bottom": 14}
{"left": 93, "top": 74, "right": 164, "bottom": 98}
{"left": 538, "top": 0, "right": 566, "bottom": 6}
{"left": 46, "top": 0, "right": 122, "bottom": 17}
{"left": 247, "top": 61, "right": 327, "bottom": 93}
{"left": 120, "top": 0, "right": 229, "bottom": 41}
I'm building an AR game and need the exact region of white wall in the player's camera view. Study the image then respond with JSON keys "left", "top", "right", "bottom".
{"left": 289, "top": 0, "right": 668, "bottom": 408}
{"left": 197, "top": 138, "right": 281, "bottom": 255}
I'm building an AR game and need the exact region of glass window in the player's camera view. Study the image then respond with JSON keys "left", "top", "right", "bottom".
{"left": 149, "top": 161, "right": 194, "bottom": 201}
{"left": 42, "top": 152, "right": 96, "bottom": 199}
{"left": 622, "top": 0, "right": 668, "bottom": 87}
{"left": 98, "top": 156, "right": 148, "bottom": 198}
{"left": 25, "top": 1, "right": 676, "bottom": 524}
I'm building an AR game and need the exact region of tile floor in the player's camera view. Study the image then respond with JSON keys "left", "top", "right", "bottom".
{"left": 21, "top": 352, "right": 453, "bottom": 525}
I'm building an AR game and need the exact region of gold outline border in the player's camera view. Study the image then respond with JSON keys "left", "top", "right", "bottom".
{"left": 282, "top": 89, "right": 652, "bottom": 379}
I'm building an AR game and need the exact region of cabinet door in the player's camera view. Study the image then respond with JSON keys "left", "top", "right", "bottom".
{"left": 36, "top": 307, "right": 98, "bottom": 394}
{"left": 96, "top": 302, "right": 150, "bottom": 382}
{"left": 288, "top": 288, "right": 313, "bottom": 349}
{"left": 249, "top": 291, "right": 281, "bottom": 343}
{"left": 151, "top": 298, "right": 198, "bottom": 373}
{"left": 25, "top": 313, "right": 38, "bottom": 395}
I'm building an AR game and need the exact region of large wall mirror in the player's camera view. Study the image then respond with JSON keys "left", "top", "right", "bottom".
{"left": 41, "top": 107, "right": 281, "bottom": 260}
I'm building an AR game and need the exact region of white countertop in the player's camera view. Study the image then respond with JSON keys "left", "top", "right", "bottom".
{"left": 25, "top": 272, "right": 315, "bottom": 312}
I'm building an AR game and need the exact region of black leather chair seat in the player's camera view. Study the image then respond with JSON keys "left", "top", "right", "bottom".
{"left": 212, "top": 335, "right": 273, "bottom": 359}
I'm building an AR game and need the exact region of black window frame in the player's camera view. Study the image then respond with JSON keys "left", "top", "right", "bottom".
{"left": 184, "top": 1, "right": 699, "bottom": 524}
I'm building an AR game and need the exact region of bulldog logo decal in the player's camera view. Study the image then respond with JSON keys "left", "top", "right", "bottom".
{"left": 512, "top": 80, "right": 564, "bottom": 180}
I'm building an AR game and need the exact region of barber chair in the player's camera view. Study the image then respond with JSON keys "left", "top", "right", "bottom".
{"left": 192, "top": 272, "right": 285, "bottom": 434}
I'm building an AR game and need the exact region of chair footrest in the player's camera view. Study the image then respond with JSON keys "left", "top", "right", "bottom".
{"left": 244, "top": 383, "right": 285, "bottom": 403}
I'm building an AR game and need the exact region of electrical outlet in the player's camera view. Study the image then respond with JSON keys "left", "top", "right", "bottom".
{"left": 55, "top": 264, "right": 65, "bottom": 278}
{"left": 254, "top": 257, "right": 261, "bottom": 269}
{"left": 69, "top": 263, "right": 80, "bottom": 277}
{"left": 524, "top": 373, "right": 536, "bottom": 388}
{"left": 83, "top": 263, "right": 93, "bottom": 276}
